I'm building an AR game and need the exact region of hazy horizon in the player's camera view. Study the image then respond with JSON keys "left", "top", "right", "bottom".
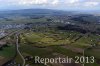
{"left": 0, "top": 0, "right": 100, "bottom": 11}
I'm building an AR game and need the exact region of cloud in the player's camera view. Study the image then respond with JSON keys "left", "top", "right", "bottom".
{"left": 64, "top": 0, "right": 100, "bottom": 7}
{"left": 18, "top": 0, "right": 60, "bottom": 6}
{"left": 0, "top": 0, "right": 100, "bottom": 10}
{"left": 64, "top": 0, "right": 80, "bottom": 6}
{"left": 67, "top": 0, "right": 79, "bottom": 4}
{"left": 0, "top": 0, "right": 99, "bottom": 7}
{"left": 51, "top": 0, "right": 59, "bottom": 5}
{"left": 84, "top": 1, "right": 99, "bottom": 7}
{"left": 19, "top": 0, "right": 48, "bottom": 5}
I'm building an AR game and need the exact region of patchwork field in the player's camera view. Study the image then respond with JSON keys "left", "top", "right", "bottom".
{"left": 15, "top": 30, "right": 100, "bottom": 66}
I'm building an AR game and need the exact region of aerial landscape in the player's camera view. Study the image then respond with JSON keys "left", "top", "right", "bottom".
{"left": 0, "top": 0, "right": 100, "bottom": 66}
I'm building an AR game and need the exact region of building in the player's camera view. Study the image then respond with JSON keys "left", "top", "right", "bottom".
{"left": 0, "top": 29, "right": 6, "bottom": 38}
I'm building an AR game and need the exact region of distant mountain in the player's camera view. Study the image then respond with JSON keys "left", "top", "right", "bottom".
{"left": 0, "top": 9, "right": 74, "bottom": 17}
{"left": 0, "top": 9, "right": 100, "bottom": 16}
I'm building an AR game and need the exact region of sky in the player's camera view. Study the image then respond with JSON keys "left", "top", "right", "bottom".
{"left": 0, "top": 0, "right": 100, "bottom": 11}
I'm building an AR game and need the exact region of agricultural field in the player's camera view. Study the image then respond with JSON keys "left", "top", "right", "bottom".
{"left": 0, "top": 17, "right": 47, "bottom": 24}
{"left": 0, "top": 44, "right": 16, "bottom": 65}
{"left": 0, "top": 9, "right": 100, "bottom": 66}
{"left": 14, "top": 28, "right": 100, "bottom": 66}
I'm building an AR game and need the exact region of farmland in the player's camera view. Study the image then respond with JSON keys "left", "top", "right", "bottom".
{"left": 0, "top": 9, "right": 100, "bottom": 66}
{"left": 16, "top": 26, "right": 100, "bottom": 66}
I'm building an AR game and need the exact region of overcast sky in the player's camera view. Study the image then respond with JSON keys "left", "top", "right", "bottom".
{"left": 0, "top": 0, "right": 100, "bottom": 11}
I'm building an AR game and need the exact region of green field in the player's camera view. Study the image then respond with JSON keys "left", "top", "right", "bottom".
{"left": 0, "top": 45, "right": 16, "bottom": 58}
{"left": 18, "top": 29, "right": 100, "bottom": 66}
{"left": 0, "top": 17, "right": 47, "bottom": 24}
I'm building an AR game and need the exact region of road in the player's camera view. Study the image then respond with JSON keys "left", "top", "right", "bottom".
{"left": 0, "top": 29, "right": 25, "bottom": 66}
{"left": 16, "top": 34, "right": 25, "bottom": 66}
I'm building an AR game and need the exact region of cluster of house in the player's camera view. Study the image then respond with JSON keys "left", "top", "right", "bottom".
{"left": 0, "top": 29, "right": 6, "bottom": 38}
{"left": 0, "top": 24, "right": 25, "bottom": 29}
{"left": 0, "top": 29, "right": 7, "bottom": 48}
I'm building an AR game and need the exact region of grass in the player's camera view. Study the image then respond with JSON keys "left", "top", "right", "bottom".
{"left": 21, "top": 31, "right": 100, "bottom": 48}
{"left": 19, "top": 30, "right": 100, "bottom": 66}
{"left": 72, "top": 34, "right": 100, "bottom": 48}
{"left": 85, "top": 49, "right": 100, "bottom": 59}
{"left": 40, "top": 37, "right": 55, "bottom": 43}
{"left": 52, "top": 46, "right": 81, "bottom": 58}
{"left": 24, "top": 33, "right": 42, "bottom": 43}
{"left": 0, "top": 45, "right": 16, "bottom": 58}
{"left": 0, "top": 17, "right": 47, "bottom": 24}
{"left": 15, "top": 54, "right": 23, "bottom": 65}
{"left": 19, "top": 44, "right": 54, "bottom": 58}
{"left": 52, "top": 46, "right": 99, "bottom": 66}
{"left": 18, "top": 44, "right": 54, "bottom": 66}
{"left": 21, "top": 32, "right": 71, "bottom": 47}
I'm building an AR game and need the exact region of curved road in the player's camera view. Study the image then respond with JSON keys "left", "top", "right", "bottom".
{"left": 16, "top": 34, "right": 25, "bottom": 66}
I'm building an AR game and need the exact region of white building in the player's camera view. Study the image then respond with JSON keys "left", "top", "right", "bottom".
{"left": 0, "top": 29, "right": 6, "bottom": 37}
